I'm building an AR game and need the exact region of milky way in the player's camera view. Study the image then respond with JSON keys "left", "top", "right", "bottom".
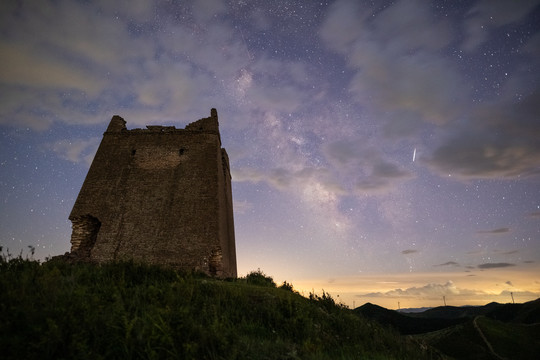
{"left": 1, "top": 0, "right": 539, "bottom": 308}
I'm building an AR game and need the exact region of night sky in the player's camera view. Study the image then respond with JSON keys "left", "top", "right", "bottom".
{"left": 1, "top": 0, "right": 539, "bottom": 309}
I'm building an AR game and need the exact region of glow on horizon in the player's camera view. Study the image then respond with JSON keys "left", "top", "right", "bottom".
{"left": 285, "top": 266, "right": 540, "bottom": 309}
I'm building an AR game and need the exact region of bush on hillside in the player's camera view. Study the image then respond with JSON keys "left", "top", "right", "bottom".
{"left": 279, "top": 280, "right": 295, "bottom": 292}
{"left": 245, "top": 268, "right": 276, "bottom": 287}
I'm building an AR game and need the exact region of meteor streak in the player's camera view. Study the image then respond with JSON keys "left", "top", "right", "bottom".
{"left": 413, "top": 148, "right": 416, "bottom": 162}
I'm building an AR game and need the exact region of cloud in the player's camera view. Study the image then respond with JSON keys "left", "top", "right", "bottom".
{"left": 320, "top": 0, "right": 540, "bottom": 181}
{"left": 191, "top": 0, "right": 227, "bottom": 23}
{"left": 528, "top": 211, "right": 540, "bottom": 218}
{"left": 323, "top": 140, "right": 414, "bottom": 195}
{"left": 358, "top": 281, "right": 479, "bottom": 299}
{"left": 401, "top": 249, "right": 418, "bottom": 255}
{"left": 320, "top": 0, "right": 466, "bottom": 130}
{"left": 494, "top": 250, "right": 518, "bottom": 255}
{"left": 232, "top": 165, "right": 347, "bottom": 223}
{"left": 49, "top": 138, "right": 100, "bottom": 166}
{"left": 462, "top": 0, "right": 540, "bottom": 51}
{"left": 233, "top": 166, "right": 342, "bottom": 195}
{"left": 425, "top": 76, "right": 540, "bottom": 180}
{"left": 231, "top": 123, "right": 352, "bottom": 235}
{"left": 477, "top": 227, "right": 510, "bottom": 234}
{"left": 434, "top": 261, "right": 460, "bottom": 267}
{"left": 354, "top": 163, "right": 413, "bottom": 194}
{"left": 321, "top": 0, "right": 452, "bottom": 54}
{"left": 1, "top": 42, "right": 107, "bottom": 95}
{"left": 233, "top": 165, "right": 353, "bottom": 235}
{"left": 233, "top": 200, "right": 253, "bottom": 215}
{"left": 357, "top": 281, "right": 539, "bottom": 304}
{"left": 0, "top": 1, "right": 246, "bottom": 130}
{"left": 499, "top": 290, "right": 540, "bottom": 300}
{"left": 478, "top": 263, "right": 516, "bottom": 269}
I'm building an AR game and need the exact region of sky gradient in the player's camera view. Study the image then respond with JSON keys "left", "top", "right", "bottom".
{"left": 1, "top": 0, "right": 539, "bottom": 309}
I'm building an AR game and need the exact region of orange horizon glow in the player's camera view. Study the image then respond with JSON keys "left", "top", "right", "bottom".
{"left": 268, "top": 266, "right": 540, "bottom": 310}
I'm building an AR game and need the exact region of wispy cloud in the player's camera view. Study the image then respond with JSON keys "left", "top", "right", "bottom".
{"left": 478, "top": 262, "right": 516, "bottom": 269}
{"left": 0, "top": 0, "right": 242, "bottom": 130}
{"left": 232, "top": 165, "right": 351, "bottom": 234}
{"left": 357, "top": 281, "right": 478, "bottom": 299}
{"left": 323, "top": 140, "right": 414, "bottom": 195}
{"left": 320, "top": 0, "right": 540, "bottom": 181}
{"left": 320, "top": 0, "right": 460, "bottom": 129}
{"left": 494, "top": 250, "right": 518, "bottom": 255}
{"left": 434, "top": 261, "right": 460, "bottom": 267}
{"left": 356, "top": 280, "right": 538, "bottom": 303}
{"left": 477, "top": 227, "right": 510, "bottom": 234}
{"left": 49, "top": 138, "right": 100, "bottom": 166}
{"left": 401, "top": 249, "right": 418, "bottom": 255}
{"left": 233, "top": 200, "right": 253, "bottom": 215}
{"left": 425, "top": 89, "right": 540, "bottom": 179}
{"left": 462, "top": 0, "right": 540, "bottom": 51}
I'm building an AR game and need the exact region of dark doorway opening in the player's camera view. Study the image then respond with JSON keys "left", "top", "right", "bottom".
{"left": 70, "top": 215, "right": 101, "bottom": 259}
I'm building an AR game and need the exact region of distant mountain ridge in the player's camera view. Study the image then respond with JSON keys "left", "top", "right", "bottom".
{"left": 406, "top": 298, "right": 540, "bottom": 323}
{"left": 354, "top": 302, "right": 467, "bottom": 335}
{"left": 397, "top": 306, "right": 433, "bottom": 313}
{"left": 355, "top": 298, "right": 540, "bottom": 335}
{"left": 354, "top": 298, "right": 540, "bottom": 359}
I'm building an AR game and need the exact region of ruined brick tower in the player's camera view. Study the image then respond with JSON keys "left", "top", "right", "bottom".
{"left": 68, "top": 108, "right": 236, "bottom": 277}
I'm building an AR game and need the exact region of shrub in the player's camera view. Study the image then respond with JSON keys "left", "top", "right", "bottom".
{"left": 245, "top": 269, "right": 276, "bottom": 287}
{"left": 279, "top": 281, "right": 295, "bottom": 292}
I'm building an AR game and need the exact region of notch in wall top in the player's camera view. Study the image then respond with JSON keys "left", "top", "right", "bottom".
{"left": 106, "top": 115, "right": 127, "bottom": 132}
{"left": 185, "top": 108, "right": 219, "bottom": 133}
{"left": 105, "top": 108, "right": 219, "bottom": 134}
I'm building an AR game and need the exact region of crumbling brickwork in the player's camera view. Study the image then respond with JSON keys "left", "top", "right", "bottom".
{"left": 68, "top": 109, "right": 237, "bottom": 277}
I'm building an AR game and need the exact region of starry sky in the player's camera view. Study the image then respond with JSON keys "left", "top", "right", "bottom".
{"left": 1, "top": 0, "right": 539, "bottom": 309}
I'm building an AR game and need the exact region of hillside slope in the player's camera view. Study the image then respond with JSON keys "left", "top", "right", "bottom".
{"left": 416, "top": 316, "right": 540, "bottom": 360}
{"left": 355, "top": 302, "right": 467, "bottom": 335}
{"left": 0, "top": 256, "right": 431, "bottom": 360}
{"left": 354, "top": 298, "right": 540, "bottom": 359}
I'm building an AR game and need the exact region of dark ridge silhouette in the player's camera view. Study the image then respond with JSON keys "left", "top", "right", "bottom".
{"left": 407, "top": 302, "right": 501, "bottom": 320}
{"left": 354, "top": 302, "right": 467, "bottom": 335}
{"left": 355, "top": 299, "right": 540, "bottom": 359}
{"left": 486, "top": 298, "right": 540, "bottom": 324}
{"left": 355, "top": 298, "right": 540, "bottom": 335}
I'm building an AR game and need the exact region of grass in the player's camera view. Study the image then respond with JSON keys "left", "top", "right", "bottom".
{"left": 415, "top": 321, "right": 492, "bottom": 360}
{"left": 414, "top": 316, "right": 540, "bottom": 360}
{"left": 0, "top": 251, "right": 431, "bottom": 360}
{"left": 476, "top": 316, "right": 540, "bottom": 359}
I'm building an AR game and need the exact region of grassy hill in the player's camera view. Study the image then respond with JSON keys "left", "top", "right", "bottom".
{"left": 0, "top": 253, "right": 431, "bottom": 360}
{"left": 415, "top": 316, "right": 540, "bottom": 360}
{"left": 356, "top": 296, "right": 540, "bottom": 359}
